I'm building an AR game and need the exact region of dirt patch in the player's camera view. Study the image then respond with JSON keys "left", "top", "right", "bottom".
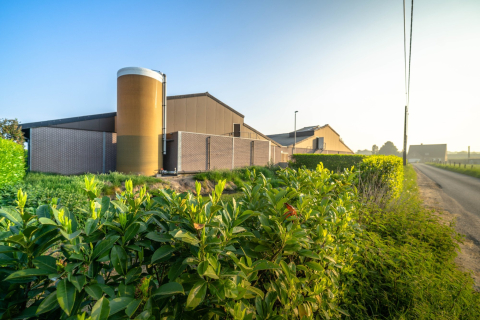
{"left": 414, "top": 167, "right": 480, "bottom": 290}
{"left": 157, "top": 175, "right": 238, "bottom": 195}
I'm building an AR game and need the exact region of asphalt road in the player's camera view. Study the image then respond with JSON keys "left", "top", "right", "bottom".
{"left": 413, "top": 163, "right": 480, "bottom": 217}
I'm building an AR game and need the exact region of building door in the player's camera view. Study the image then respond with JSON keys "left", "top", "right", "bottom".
{"left": 233, "top": 123, "right": 240, "bottom": 137}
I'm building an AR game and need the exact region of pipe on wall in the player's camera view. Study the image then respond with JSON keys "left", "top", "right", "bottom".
{"left": 163, "top": 74, "right": 167, "bottom": 155}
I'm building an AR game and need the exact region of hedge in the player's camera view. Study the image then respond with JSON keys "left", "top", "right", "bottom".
{"left": 360, "top": 155, "right": 404, "bottom": 198}
{"left": 291, "top": 153, "right": 403, "bottom": 198}
{"left": 291, "top": 154, "right": 365, "bottom": 171}
{"left": 0, "top": 137, "right": 25, "bottom": 188}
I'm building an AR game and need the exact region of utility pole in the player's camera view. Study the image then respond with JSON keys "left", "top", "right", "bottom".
{"left": 294, "top": 111, "right": 298, "bottom": 154}
{"left": 403, "top": 105, "right": 408, "bottom": 166}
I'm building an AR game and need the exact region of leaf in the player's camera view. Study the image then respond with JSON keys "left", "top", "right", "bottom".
{"left": 0, "top": 245, "right": 18, "bottom": 253}
{"left": 70, "top": 275, "right": 87, "bottom": 292}
{"left": 91, "top": 296, "right": 110, "bottom": 320}
{"left": 60, "top": 229, "right": 82, "bottom": 241}
{"left": 152, "top": 282, "right": 184, "bottom": 297}
{"left": 194, "top": 223, "right": 205, "bottom": 230}
{"left": 254, "top": 245, "right": 270, "bottom": 252}
{"left": 186, "top": 280, "right": 207, "bottom": 310}
{"left": 100, "top": 196, "right": 111, "bottom": 216}
{"left": 111, "top": 245, "right": 128, "bottom": 276}
{"left": 85, "top": 218, "right": 98, "bottom": 236}
{"left": 125, "top": 299, "right": 142, "bottom": 317}
{"left": 232, "top": 210, "right": 259, "bottom": 228}
{"left": 124, "top": 223, "right": 140, "bottom": 242}
{"left": 92, "top": 235, "right": 120, "bottom": 260}
{"left": 57, "top": 279, "right": 76, "bottom": 316}
{"left": 306, "top": 261, "right": 323, "bottom": 272}
{"left": 151, "top": 246, "right": 176, "bottom": 264}
{"left": 168, "top": 259, "right": 187, "bottom": 281}
{"left": 5, "top": 267, "right": 52, "bottom": 280}
{"left": 298, "top": 249, "right": 321, "bottom": 260}
{"left": 32, "top": 256, "right": 57, "bottom": 273}
{"left": 125, "top": 267, "right": 142, "bottom": 285}
{"left": 85, "top": 284, "right": 103, "bottom": 300}
{"left": 36, "top": 291, "right": 58, "bottom": 315}
{"left": 0, "top": 207, "right": 22, "bottom": 226}
{"left": 171, "top": 229, "right": 200, "bottom": 246}
{"left": 98, "top": 284, "right": 115, "bottom": 297}
{"left": 252, "top": 260, "right": 280, "bottom": 272}
{"left": 118, "top": 283, "right": 135, "bottom": 298}
{"left": 197, "top": 261, "right": 219, "bottom": 279}
{"left": 146, "top": 231, "right": 173, "bottom": 243}
{"left": 109, "top": 297, "right": 134, "bottom": 316}
{"left": 38, "top": 217, "right": 58, "bottom": 226}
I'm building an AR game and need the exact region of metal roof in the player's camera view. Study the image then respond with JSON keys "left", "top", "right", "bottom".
{"left": 267, "top": 133, "right": 313, "bottom": 146}
{"left": 20, "top": 112, "right": 117, "bottom": 130}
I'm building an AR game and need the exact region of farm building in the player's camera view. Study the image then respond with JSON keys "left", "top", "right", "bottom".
{"left": 20, "top": 67, "right": 353, "bottom": 175}
{"left": 407, "top": 144, "right": 447, "bottom": 163}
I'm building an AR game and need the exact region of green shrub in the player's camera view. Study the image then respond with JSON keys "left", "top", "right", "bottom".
{"left": 342, "top": 164, "right": 480, "bottom": 319}
{"left": 194, "top": 166, "right": 281, "bottom": 188}
{"left": 0, "top": 166, "right": 360, "bottom": 319}
{"left": 428, "top": 162, "right": 480, "bottom": 179}
{"left": 291, "top": 154, "right": 365, "bottom": 171}
{"left": 360, "top": 155, "right": 404, "bottom": 199}
{"left": 0, "top": 137, "right": 25, "bottom": 188}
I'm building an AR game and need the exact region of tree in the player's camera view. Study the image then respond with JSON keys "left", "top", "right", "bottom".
{"left": 0, "top": 118, "right": 25, "bottom": 145}
{"left": 378, "top": 141, "right": 399, "bottom": 156}
{"left": 372, "top": 145, "right": 379, "bottom": 155}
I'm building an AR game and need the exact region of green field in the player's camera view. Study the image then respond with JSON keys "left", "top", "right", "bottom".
{"left": 428, "top": 162, "right": 480, "bottom": 179}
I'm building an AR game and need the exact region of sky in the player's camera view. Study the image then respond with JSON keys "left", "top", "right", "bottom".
{"left": 0, "top": 0, "right": 479, "bottom": 152}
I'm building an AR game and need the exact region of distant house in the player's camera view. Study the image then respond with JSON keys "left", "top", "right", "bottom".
{"left": 267, "top": 125, "right": 354, "bottom": 155}
{"left": 407, "top": 144, "right": 447, "bottom": 163}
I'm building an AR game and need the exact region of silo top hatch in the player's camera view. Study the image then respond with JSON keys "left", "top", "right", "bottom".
{"left": 117, "top": 67, "right": 163, "bottom": 82}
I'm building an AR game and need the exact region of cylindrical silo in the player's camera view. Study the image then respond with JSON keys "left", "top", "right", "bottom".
{"left": 117, "top": 67, "right": 163, "bottom": 175}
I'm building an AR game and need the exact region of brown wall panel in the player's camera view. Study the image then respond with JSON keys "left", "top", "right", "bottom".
{"left": 224, "top": 109, "right": 233, "bottom": 134}
{"left": 166, "top": 99, "right": 175, "bottom": 133}
{"left": 180, "top": 132, "right": 208, "bottom": 172}
{"left": 234, "top": 139, "right": 251, "bottom": 168}
{"left": 195, "top": 96, "right": 207, "bottom": 134}
{"left": 215, "top": 102, "right": 225, "bottom": 135}
{"left": 185, "top": 97, "right": 197, "bottom": 132}
{"left": 210, "top": 136, "right": 233, "bottom": 170}
{"left": 253, "top": 140, "right": 270, "bottom": 166}
{"left": 174, "top": 98, "right": 187, "bottom": 132}
{"left": 206, "top": 98, "right": 216, "bottom": 134}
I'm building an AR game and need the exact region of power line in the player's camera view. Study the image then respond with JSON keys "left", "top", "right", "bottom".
{"left": 407, "top": 0, "right": 414, "bottom": 106}
{"left": 403, "top": 0, "right": 414, "bottom": 166}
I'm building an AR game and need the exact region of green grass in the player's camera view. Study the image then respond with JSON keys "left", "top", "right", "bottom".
{"left": 0, "top": 171, "right": 164, "bottom": 227}
{"left": 428, "top": 162, "right": 480, "bottom": 179}
{"left": 194, "top": 165, "right": 281, "bottom": 187}
{"left": 343, "top": 164, "right": 480, "bottom": 319}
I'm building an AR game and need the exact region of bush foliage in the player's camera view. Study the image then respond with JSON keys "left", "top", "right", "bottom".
{"left": 291, "top": 154, "right": 365, "bottom": 172}
{"left": 0, "top": 137, "right": 25, "bottom": 188}
{"left": 360, "top": 155, "right": 404, "bottom": 199}
{"left": 0, "top": 167, "right": 360, "bottom": 319}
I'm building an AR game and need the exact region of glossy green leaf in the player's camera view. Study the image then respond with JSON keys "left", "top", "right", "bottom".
{"left": 91, "top": 296, "right": 110, "bottom": 320}
{"left": 111, "top": 245, "right": 128, "bottom": 275}
{"left": 124, "top": 222, "right": 140, "bottom": 242}
{"left": 85, "top": 284, "right": 103, "bottom": 300}
{"left": 186, "top": 280, "right": 207, "bottom": 310}
{"left": 252, "top": 260, "right": 280, "bottom": 272}
{"left": 36, "top": 291, "right": 58, "bottom": 315}
{"left": 125, "top": 299, "right": 142, "bottom": 317}
{"left": 109, "top": 297, "right": 134, "bottom": 316}
{"left": 146, "top": 231, "right": 173, "bottom": 242}
{"left": 306, "top": 261, "right": 323, "bottom": 272}
{"left": 32, "top": 256, "right": 57, "bottom": 273}
{"left": 57, "top": 279, "right": 76, "bottom": 316}
{"left": 0, "top": 207, "right": 22, "bottom": 226}
{"left": 298, "top": 249, "right": 321, "bottom": 260}
{"left": 151, "top": 245, "right": 176, "bottom": 264}
{"left": 152, "top": 282, "right": 184, "bottom": 297}
{"left": 5, "top": 267, "right": 52, "bottom": 280}
{"left": 92, "top": 235, "right": 120, "bottom": 260}
{"left": 0, "top": 245, "right": 18, "bottom": 253}
{"left": 38, "top": 217, "right": 57, "bottom": 226}
{"left": 70, "top": 275, "right": 87, "bottom": 292}
{"left": 125, "top": 267, "right": 142, "bottom": 285}
{"left": 98, "top": 283, "right": 115, "bottom": 297}
{"left": 85, "top": 218, "right": 98, "bottom": 236}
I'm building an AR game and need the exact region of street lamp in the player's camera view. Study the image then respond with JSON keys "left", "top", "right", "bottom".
{"left": 294, "top": 111, "right": 298, "bottom": 154}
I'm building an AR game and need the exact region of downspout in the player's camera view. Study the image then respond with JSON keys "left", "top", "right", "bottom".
{"left": 163, "top": 74, "right": 167, "bottom": 155}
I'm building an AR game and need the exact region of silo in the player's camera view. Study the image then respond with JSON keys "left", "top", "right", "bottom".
{"left": 117, "top": 67, "right": 163, "bottom": 175}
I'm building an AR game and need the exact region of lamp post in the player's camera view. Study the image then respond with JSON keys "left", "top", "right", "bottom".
{"left": 294, "top": 111, "right": 298, "bottom": 154}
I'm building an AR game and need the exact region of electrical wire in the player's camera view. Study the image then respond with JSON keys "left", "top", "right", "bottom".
{"left": 403, "top": 0, "right": 408, "bottom": 105}
{"left": 407, "top": 0, "right": 414, "bottom": 106}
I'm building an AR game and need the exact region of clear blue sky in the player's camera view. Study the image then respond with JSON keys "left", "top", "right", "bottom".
{"left": 1, "top": 0, "right": 479, "bottom": 152}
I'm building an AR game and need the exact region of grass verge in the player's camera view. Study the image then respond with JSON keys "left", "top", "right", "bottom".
{"left": 428, "top": 162, "right": 480, "bottom": 179}
{"left": 342, "top": 164, "right": 480, "bottom": 319}
{"left": 194, "top": 165, "right": 281, "bottom": 187}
